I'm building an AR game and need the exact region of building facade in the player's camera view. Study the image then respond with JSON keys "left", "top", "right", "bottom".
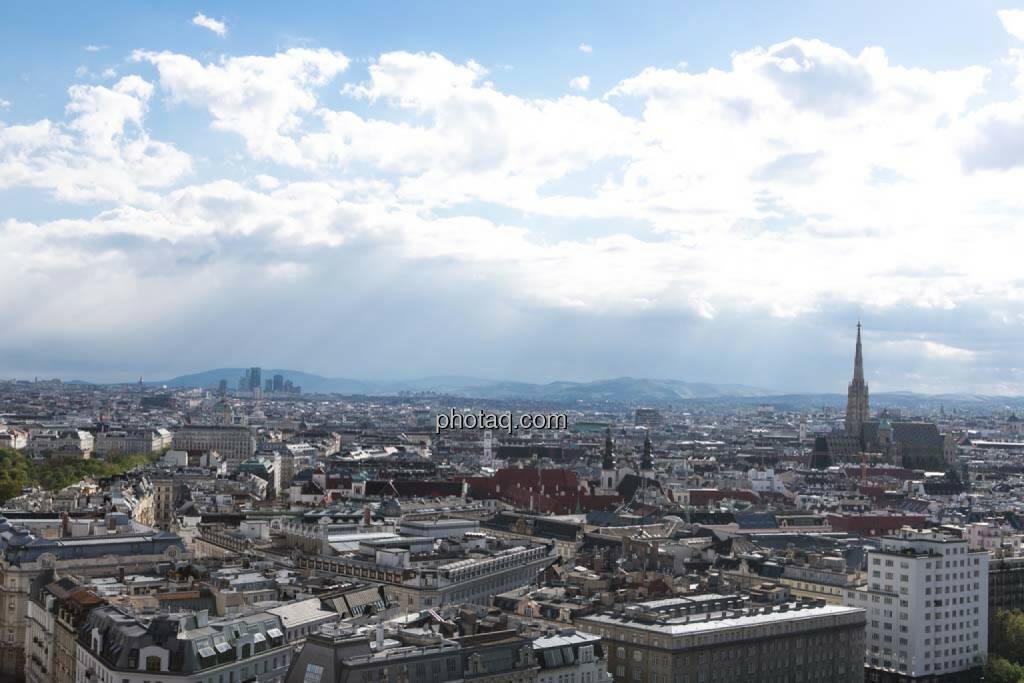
{"left": 95, "top": 428, "right": 172, "bottom": 456}
{"left": 284, "top": 627, "right": 538, "bottom": 683}
{"left": 844, "top": 528, "right": 989, "bottom": 680}
{"left": 300, "top": 542, "right": 555, "bottom": 612}
{"left": 171, "top": 425, "right": 255, "bottom": 468}
{"left": 0, "top": 514, "right": 187, "bottom": 680}
{"left": 533, "top": 630, "right": 611, "bottom": 683}
{"left": 577, "top": 595, "right": 866, "bottom": 683}
{"left": 75, "top": 607, "right": 294, "bottom": 683}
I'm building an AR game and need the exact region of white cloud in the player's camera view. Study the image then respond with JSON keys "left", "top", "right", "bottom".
{"left": 0, "top": 99, "right": 9, "bottom": 110}
{"left": 71, "top": 39, "right": 1024, "bottom": 323}
{"left": 0, "top": 76, "right": 191, "bottom": 201}
{"left": 192, "top": 12, "right": 227, "bottom": 36}
{"left": 579, "top": 43, "right": 593, "bottom": 54}
{"left": 84, "top": 45, "right": 107, "bottom": 52}
{"left": 253, "top": 174, "right": 280, "bottom": 190}
{"left": 569, "top": 74, "right": 590, "bottom": 91}
{"left": 309, "top": 51, "right": 637, "bottom": 205}
{"left": 999, "top": 9, "right": 1024, "bottom": 40}
{"left": 134, "top": 48, "right": 350, "bottom": 164}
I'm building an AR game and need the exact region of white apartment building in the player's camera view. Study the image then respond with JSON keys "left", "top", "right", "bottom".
{"left": 171, "top": 425, "right": 255, "bottom": 468}
{"left": 94, "top": 428, "right": 172, "bottom": 456}
{"left": 844, "top": 528, "right": 989, "bottom": 679}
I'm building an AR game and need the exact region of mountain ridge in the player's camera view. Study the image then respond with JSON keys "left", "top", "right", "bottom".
{"left": 108, "top": 368, "right": 1024, "bottom": 408}
{"left": 142, "top": 368, "right": 773, "bottom": 401}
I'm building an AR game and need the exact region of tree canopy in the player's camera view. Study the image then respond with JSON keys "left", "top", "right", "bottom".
{"left": 0, "top": 447, "right": 160, "bottom": 503}
{"left": 986, "top": 609, "right": 1024, "bottom": 683}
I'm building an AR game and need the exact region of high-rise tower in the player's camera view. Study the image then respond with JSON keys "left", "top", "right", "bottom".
{"left": 845, "top": 322, "right": 870, "bottom": 438}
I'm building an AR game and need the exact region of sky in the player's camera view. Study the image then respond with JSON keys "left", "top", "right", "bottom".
{"left": 3, "top": 2, "right": 1024, "bottom": 393}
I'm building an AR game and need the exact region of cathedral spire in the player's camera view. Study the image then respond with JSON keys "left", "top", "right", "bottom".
{"left": 853, "top": 321, "right": 864, "bottom": 383}
{"left": 846, "top": 321, "right": 870, "bottom": 438}
{"left": 641, "top": 432, "right": 653, "bottom": 471}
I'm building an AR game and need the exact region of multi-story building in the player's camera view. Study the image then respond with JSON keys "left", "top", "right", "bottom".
{"left": 989, "top": 555, "right": 1024, "bottom": 615}
{"left": 25, "top": 576, "right": 106, "bottom": 683}
{"left": 25, "top": 576, "right": 59, "bottom": 683}
{"left": 634, "top": 408, "right": 663, "bottom": 428}
{"left": 0, "top": 426, "right": 28, "bottom": 450}
{"left": 399, "top": 518, "right": 480, "bottom": 539}
{"left": 151, "top": 477, "right": 185, "bottom": 530}
{"left": 238, "top": 455, "right": 281, "bottom": 498}
{"left": 965, "top": 522, "right": 1024, "bottom": 555}
{"left": 75, "top": 606, "right": 294, "bottom": 683}
{"left": 53, "top": 584, "right": 105, "bottom": 683}
{"left": 284, "top": 625, "right": 538, "bottom": 683}
{"left": 576, "top": 594, "right": 866, "bottom": 683}
{"left": 778, "top": 556, "right": 864, "bottom": 605}
{"left": 533, "top": 630, "right": 611, "bottom": 683}
{"left": 249, "top": 367, "right": 262, "bottom": 392}
{"left": 171, "top": 425, "right": 255, "bottom": 468}
{"left": 844, "top": 528, "right": 989, "bottom": 681}
{"left": 27, "top": 429, "right": 94, "bottom": 458}
{"left": 298, "top": 539, "right": 555, "bottom": 611}
{"left": 94, "top": 428, "right": 172, "bottom": 456}
{"left": 0, "top": 514, "right": 187, "bottom": 680}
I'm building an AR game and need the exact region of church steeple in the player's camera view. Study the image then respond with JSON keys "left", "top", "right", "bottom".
{"left": 602, "top": 427, "right": 615, "bottom": 470}
{"left": 853, "top": 321, "right": 865, "bottom": 383}
{"left": 641, "top": 432, "right": 653, "bottom": 471}
{"left": 845, "top": 321, "right": 870, "bottom": 438}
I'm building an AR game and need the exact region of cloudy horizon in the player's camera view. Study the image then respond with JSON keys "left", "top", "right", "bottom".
{"left": 4, "top": 2, "right": 1024, "bottom": 394}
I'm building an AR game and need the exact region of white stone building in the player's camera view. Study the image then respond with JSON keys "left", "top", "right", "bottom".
{"left": 28, "top": 429, "right": 94, "bottom": 458}
{"left": 94, "top": 428, "right": 172, "bottom": 455}
{"left": 844, "top": 527, "right": 988, "bottom": 679}
{"left": 171, "top": 425, "right": 255, "bottom": 468}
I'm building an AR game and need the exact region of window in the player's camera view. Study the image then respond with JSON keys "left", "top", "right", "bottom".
{"left": 303, "top": 664, "right": 325, "bottom": 683}
{"left": 146, "top": 656, "right": 161, "bottom": 672}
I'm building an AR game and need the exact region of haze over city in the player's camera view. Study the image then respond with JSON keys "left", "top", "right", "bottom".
{"left": 4, "top": 3, "right": 1024, "bottom": 392}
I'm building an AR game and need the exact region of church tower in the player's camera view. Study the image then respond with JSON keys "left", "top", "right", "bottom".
{"left": 641, "top": 432, "right": 654, "bottom": 471}
{"left": 601, "top": 428, "right": 619, "bottom": 493}
{"left": 845, "top": 322, "right": 870, "bottom": 438}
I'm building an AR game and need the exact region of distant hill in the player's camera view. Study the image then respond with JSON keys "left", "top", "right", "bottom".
{"left": 152, "top": 368, "right": 373, "bottom": 394}
{"left": 149, "top": 369, "right": 772, "bottom": 403}
{"left": 707, "top": 391, "right": 1024, "bottom": 411}
{"left": 132, "top": 368, "right": 1024, "bottom": 409}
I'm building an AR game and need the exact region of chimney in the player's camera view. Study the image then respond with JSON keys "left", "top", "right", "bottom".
{"left": 375, "top": 621, "right": 385, "bottom": 648}
{"left": 61, "top": 512, "right": 70, "bottom": 538}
